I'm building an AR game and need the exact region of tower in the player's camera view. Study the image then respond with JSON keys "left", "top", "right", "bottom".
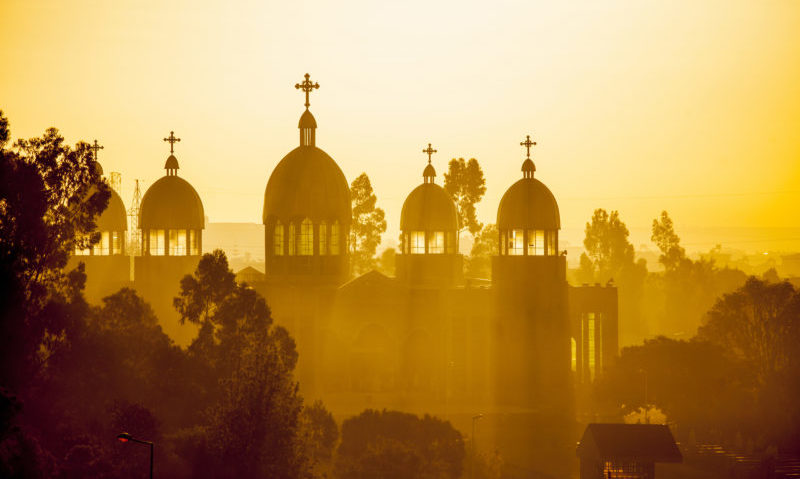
{"left": 134, "top": 131, "right": 205, "bottom": 345}
{"left": 397, "top": 143, "right": 462, "bottom": 287}
{"left": 491, "top": 134, "right": 572, "bottom": 474}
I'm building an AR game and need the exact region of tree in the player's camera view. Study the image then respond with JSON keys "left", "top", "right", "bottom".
{"left": 698, "top": 277, "right": 800, "bottom": 384}
{"left": 336, "top": 409, "right": 464, "bottom": 479}
{"left": 466, "top": 223, "right": 497, "bottom": 279}
{"left": 651, "top": 211, "right": 686, "bottom": 272}
{"left": 443, "top": 158, "right": 486, "bottom": 241}
{"left": 0, "top": 110, "right": 109, "bottom": 389}
{"left": 350, "top": 173, "right": 387, "bottom": 276}
{"left": 376, "top": 247, "right": 396, "bottom": 277}
{"left": 579, "top": 209, "right": 648, "bottom": 344}
{"left": 299, "top": 400, "right": 339, "bottom": 477}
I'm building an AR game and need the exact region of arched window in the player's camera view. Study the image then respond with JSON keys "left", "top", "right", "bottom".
{"left": 169, "top": 229, "right": 187, "bottom": 255}
{"left": 319, "top": 221, "right": 327, "bottom": 255}
{"left": 299, "top": 218, "right": 313, "bottom": 255}
{"left": 410, "top": 231, "right": 425, "bottom": 254}
{"left": 428, "top": 231, "right": 444, "bottom": 254}
{"left": 273, "top": 221, "right": 284, "bottom": 256}
{"left": 288, "top": 223, "right": 296, "bottom": 255}
{"left": 546, "top": 230, "right": 557, "bottom": 255}
{"left": 112, "top": 231, "right": 123, "bottom": 255}
{"left": 330, "top": 221, "right": 340, "bottom": 255}
{"left": 189, "top": 230, "right": 200, "bottom": 255}
{"left": 508, "top": 229, "right": 524, "bottom": 255}
{"left": 149, "top": 229, "right": 165, "bottom": 256}
{"left": 527, "top": 230, "right": 544, "bottom": 256}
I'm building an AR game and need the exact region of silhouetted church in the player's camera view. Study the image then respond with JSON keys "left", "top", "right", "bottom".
{"left": 76, "top": 73, "right": 618, "bottom": 476}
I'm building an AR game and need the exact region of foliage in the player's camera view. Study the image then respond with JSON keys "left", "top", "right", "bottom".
{"left": 299, "top": 400, "right": 339, "bottom": 476}
{"left": 466, "top": 223, "right": 497, "bottom": 279}
{"left": 578, "top": 209, "right": 648, "bottom": 344}
{"left": 350, "top": 173, "right": 387, "bottom": 276}
{"left": 336, "top": 409, "right": 464, "bottom": 479}
{"left": 443, "top": 157, "right": 486, "bottom": 239}
{"left": 651, "top": 211, "right": 686, "bottom": 272}
{"left": 376, "top": 247, "right": 396, "bottom": 276}
{"left": 698, "top": 277, "right": 800, "bottom": 384}
{"left": 0, "top": 112, "right": 109, "bottom": 389}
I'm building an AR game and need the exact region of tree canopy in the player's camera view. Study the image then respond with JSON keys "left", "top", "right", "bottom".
{"left": 350, "top": 173, "right": 387, "bottom": 276}
{"left": 443, "top": 157, "right": 486, "bottom": 239}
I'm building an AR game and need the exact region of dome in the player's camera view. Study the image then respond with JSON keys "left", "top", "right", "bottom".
{"left": 96, "top": 187, "right": 127, "bottom": 231}
{"left": 400, "top": 183, "right": 458, "bottom": 231}
{"left": 423, "top": 163, "right": 436, "bottom": 179}
{"left": 298, "top": 110, "right": 317, "bottom": 129}
{"left": 140, "top": 175, "right": 205, "bottom": 229}
{"left": 164, "top": 154, "right": 179, "bottom": 171}
{"left": 262, "top": 146, "right": 351, "bottom": 224}
{"left": 497, "top": 177, "right": 560, "bottom": 230}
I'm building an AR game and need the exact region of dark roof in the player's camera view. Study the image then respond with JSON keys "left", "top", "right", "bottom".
{"left": 164, "top": 154, "right": 180, "bottom": 170}
{"left": 400, "top": 182, "right": 458, "bottom": 232}
{"left": 298, "top": 110, "right": 317, "bottom": 128}
{"left": 577, "top": 424, "right": 682, "bottom": 463}
{"left": 96, "top": 188, "right": 128, "bottom": 232}
{"left": 140, "top": 175, "right": 205, "bottom": 229}
{"left": 262, "top": 146, "right": 351, "bottom": 224}
{"left": 338, "top": 269, "right": 397, "bottom": 293}
{"left": 497, "top": 177, "right": 560, "bottom": 230}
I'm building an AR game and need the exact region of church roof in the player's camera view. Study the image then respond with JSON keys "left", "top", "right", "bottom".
{"left": 577, "top": 424, "right": 682, "bottom": 463}
{"left": 164, "top": 154, "right": 179, "bottom": 170}
{"left": 96, "top": 187, "right": 128, "bottom": 232}
{"left": 140, "top": 175, "right": 205, "bottom": 229}
{"left": 298, "top": 110, "right": 317, "bottom": 128}
{"left": 262, "top": 145, "right": 351, "bottom": 224}
{"left": 497, "top": 176, "right": 560, "bottom": 230}
{"left": 400, "top": 182, "right": 458, "bottom": 232}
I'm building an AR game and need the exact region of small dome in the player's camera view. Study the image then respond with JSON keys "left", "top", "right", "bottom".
{"left": 497, "top": 177, "right": 560, "bottom": 230}
{"left": 96, "top": 188, "right": 127, "bottom": 231}
{"left": 298, "top": 110, "right": 317, "bottom": 129}
{"left": 522, "top": 158, "right": 535, "bottom": 175}
{"left": 93, "top": 161, "right": 104, "bottom": 177}
{"left": 140, "top": 175, "right": 205, "bottom": 229}
{"left": 423, "top": 163, "right": 436, "bottom": 180}
{"left": 400, "top": 183, "right": 458, "bottom": 232}
{"left": 164, "top": 154, "right": 179, "bottom": 171}
{"left": 263, "top": 146, "right": 350, "bottom": 224}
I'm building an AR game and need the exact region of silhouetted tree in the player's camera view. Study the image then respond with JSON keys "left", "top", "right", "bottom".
{"left": 466, "top": 223, "right": 497, "bottom": 279}
{"left": 651, "top": 211, "right": 686, "bottom": 272}
{"left": 350, "top": 173, "right": 387, "bottom": 276}
{"left": 579, "top": 209, "right": 648, "bottom": 344}
{"left": 336, "top": 409, "right": 464, "bottom": 479}
{"left": 299, "top": 400, "right": 339, "bottom": 477}
{"left": 376, "top": 247, "right": 396, "bottom": 277}
{"left": 698, "top": 277, "right": 800, "bottom": 384}
{"left": 444, "top": 158, "right": 486, "bottom": 242}
{"left": 0, "top": 112, "right": 110, "bottom": 388}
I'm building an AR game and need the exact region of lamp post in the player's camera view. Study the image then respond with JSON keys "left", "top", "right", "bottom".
{"left": 117, "top": 432, "right": 154, "bottom": 479}
{"left": 471, "top": 414, "right": 484, "bottom": 479}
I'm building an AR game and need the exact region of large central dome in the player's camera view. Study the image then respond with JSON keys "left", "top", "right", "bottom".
{"left": 262, "top": 143, "right": 351, "bottom": 224}
{"left": 262, "top": 109, "right": 351, "bottom": 225}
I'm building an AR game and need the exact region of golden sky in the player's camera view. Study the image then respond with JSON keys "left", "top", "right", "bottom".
{"left": 1, "top": 0, "right": 798, "bottom": 252}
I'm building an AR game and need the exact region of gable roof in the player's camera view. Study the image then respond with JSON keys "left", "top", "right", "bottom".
{"left": 338, "top": 270, "right": 397, "bottom": 293}
{"left": 577, "top": 424, "right": 682, "bottom": 463}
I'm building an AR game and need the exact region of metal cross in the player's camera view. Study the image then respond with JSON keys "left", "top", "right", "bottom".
{"left": 90, "top": 139, "right": 104, "bottom": 161}
{"left": 295, "top": 73, "right": 320, "bottom": 109}
{"left": 422, "top": 143, "right": 437, "bottom": 164}
{"left": 163, "top": 131, "right": 181, "bottom": 154}
{"left": 520, "top": 134, "right": 536, "bottom": 159}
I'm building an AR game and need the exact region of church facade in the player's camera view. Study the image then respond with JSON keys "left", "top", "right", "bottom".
{"left": 75, "top": 73, "right": 618, "bottom": 475}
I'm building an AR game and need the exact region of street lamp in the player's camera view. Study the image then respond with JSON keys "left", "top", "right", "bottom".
{"left": 471, "top": 414, "right": 484, "bottom": 479}
{"left": 117, "top": 432, "right": 154, "bottom": 479}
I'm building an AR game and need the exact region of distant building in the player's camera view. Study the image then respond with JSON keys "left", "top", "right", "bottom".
{"left": 577, "top": 423, "right": 682, "bottom": 479}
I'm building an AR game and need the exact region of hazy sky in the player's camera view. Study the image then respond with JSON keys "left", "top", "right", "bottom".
{"left": 2, "top": 0, "right": 798, "bottom": 253}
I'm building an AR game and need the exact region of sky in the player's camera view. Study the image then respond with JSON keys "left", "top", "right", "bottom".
{"left": 1, "top": 0, "right": 799, "bottom": 254}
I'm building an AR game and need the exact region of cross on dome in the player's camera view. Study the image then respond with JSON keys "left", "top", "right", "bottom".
{"left": 422, "top": 143, "right": 437, "bottom": 164}
{"left": 90, "top": 139, "right": 104, "bottom": 161}
{"left": 163, "top": 131, "right": 181, "bottom": 154}
{"left": 520, "top": 134, "right": 536, "bottom": 159}
{"left": 295, "top": 73, "right": 320, "bottom": 110}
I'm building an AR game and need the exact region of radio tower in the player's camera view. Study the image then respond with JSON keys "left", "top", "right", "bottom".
{"left": 128, "top": 179, "right": 142, "bottom": 256}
